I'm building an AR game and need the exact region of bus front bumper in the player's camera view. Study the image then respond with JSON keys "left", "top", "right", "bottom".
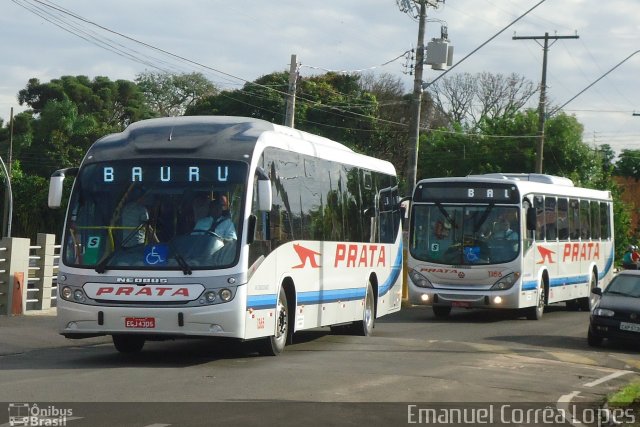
{"left": 57, "top": 297, "right": 246, "bottom": 339}
{"left": 408, "top": 286, "right": 520, "bottom": 309}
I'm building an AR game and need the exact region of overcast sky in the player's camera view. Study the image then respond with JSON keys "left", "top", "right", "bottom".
{"left": 2, "top": 0, "right": 639, "bottom": 155}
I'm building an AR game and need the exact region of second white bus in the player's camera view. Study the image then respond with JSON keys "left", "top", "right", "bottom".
{"left": 407, "top": 173, "right": 614, "bottom": 319}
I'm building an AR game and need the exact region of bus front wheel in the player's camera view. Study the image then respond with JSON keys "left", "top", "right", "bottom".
{"left": 525, "top": 287, "right": 545, "bottom": 320}
{"left": 257, "top": 287, "right": 289, "bottom": 356}
{"left": 112, "top": 334, "right": 145, "bottom": 353}
{"left": 433, "top": 305, "right": 452, "bottom": 318}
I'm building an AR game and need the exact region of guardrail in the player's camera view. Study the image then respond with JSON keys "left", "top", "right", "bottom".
{"left": 0, "top": 234, "right": 59, "bottom": 315}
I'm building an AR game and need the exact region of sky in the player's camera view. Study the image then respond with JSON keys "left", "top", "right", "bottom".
{"left": 1, "top": 0, "right": 639, "bottom": 156}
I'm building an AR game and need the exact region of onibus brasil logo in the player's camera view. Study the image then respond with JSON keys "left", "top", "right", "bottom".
{"left": 7, "top": 403, "right": 73, "bottom": 426}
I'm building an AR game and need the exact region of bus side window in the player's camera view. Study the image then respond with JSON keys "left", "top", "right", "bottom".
{"left": 557, "top": 198, "right": 569, "bottom": 240}
{"left": 580, "top": 200, "right": 590, "bottom": 239}
{"left": 534, "top": 196, "right": 545, "bottom": 241}
{"left": 569, "top": 199, "right": 580, "bottom": 240}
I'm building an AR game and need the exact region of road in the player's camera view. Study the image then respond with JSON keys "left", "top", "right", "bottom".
{"left": 0, "top": 305, "right": 638, "bottom": 426}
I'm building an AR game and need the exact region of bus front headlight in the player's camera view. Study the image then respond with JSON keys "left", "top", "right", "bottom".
{"left": 61, "top": 286, "right": 72, "bottom": 300}
{"left": 490, "top": 272, "right": 520, "bottom": 290}
{"left": 409, "top": 269, "right": 433, "bottom": 288}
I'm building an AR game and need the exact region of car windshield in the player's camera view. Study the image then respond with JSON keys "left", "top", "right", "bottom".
{"left": 605, "top": 275, "right": 640, "bottom": 298}
{"left": 410, "top": 204, "right": 520, "bottom": 265}
{"left": 63, "top": 159, "right": 247, "bottom": 271}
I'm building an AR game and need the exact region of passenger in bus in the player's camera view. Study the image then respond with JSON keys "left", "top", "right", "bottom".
{"left": 192, "top": 195, "right": 237, "bottom": 242}
{"left": 493, "top": 219, "right": 518, "bottom": 240}
{"left": 192, "top": 192, "right": 211, "bottom": 222}
{"left": 622, "top": 245, "right": 640, "bottom": 270}
{"left": 120, "top": 188, "right": 150, "bottom": 247}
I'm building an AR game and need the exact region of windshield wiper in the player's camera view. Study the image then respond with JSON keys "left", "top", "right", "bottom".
{"left": 168, "top": 241, "right": 192, "bottom": 275}
{"left": 94, "top": 221, "right": 148, "bottom": 273}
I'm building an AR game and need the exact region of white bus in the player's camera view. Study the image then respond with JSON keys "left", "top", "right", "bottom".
{"left": 406, "top": 173, "right": 614, "bottom": 320}
{"left": 48, "top": 116, "right": 403, "bottom": 355}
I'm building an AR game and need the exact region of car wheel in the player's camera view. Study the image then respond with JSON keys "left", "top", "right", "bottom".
{"left": 587, "top": 328, "right": 603, "bottom": 347}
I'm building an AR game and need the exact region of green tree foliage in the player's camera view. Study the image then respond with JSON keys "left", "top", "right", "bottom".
{"left": 614, "top": 149, "right": 640, "bottom": 180}
{"left": 0, "top": 75, "right": 153, "bottom": 239}
{"left": 136, "top": 71, "right": 218, "bottom": 117}
{"left": 187, "top": 72, "right": 289, "bottom": 122}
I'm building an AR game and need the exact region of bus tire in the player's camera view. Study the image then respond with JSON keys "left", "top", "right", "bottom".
{"left": 579, "top": 271, "right": 597, "bottom": 311}
{"left": 112, "top": 334, "right": 145, "bottom": 353}
{"left": 258, "top": 287, "right": 289, "bottom": 356}
{"left": 525, "top": 286, "right": 545, "bottom": 320}
{"left": 350, "top": 281, "right": 375, "bottom": 336}
{"left": 565, "top": 299, "right": 580, "bottom": 311}
{"left": 433, "top": 305, "right": 452, "bottom": 318}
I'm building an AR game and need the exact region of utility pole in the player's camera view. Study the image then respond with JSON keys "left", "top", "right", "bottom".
{"left": 398, "top": 0, "right": 444, "bottom": 193}
{"left": 284, "top": 54, "right": 298, "bottom": 128}
{"left": 513, "top": 32, "right": 578, "bottom": 173}
{"left": 406, "top": 2, "right": 427, "bottom": 193}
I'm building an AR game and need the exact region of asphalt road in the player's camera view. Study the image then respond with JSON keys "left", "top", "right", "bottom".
{"left": 0, "top": 305, "right": 638, "bottom": 427}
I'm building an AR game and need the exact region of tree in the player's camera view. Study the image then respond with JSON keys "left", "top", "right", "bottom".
{"left": 428, "top": 72, "right": 537, "bottom": 128}
{"left": 614, "top": 149, "right": 640, "bottom": 180}
{"left": 18, "top": 75, "right": 152, "bottom": 129}
{"left": 136, "top": 71, "right": 219, "bottom": 117}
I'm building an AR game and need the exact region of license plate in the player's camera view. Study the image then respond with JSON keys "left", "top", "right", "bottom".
{"left": 620, "top": 322, "right": 640, "bottom": 333}
{"left": 125, "top": 317, "right": 156, "bottom": 328}
{"left": 452, "top": 301, "right": 471, "bottom": 308}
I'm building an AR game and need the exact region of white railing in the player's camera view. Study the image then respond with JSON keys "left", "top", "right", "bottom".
{"left": 0, "top": 234, "right": 58, "bottom": 314}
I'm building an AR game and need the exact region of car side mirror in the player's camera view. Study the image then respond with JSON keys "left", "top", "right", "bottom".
{"left": 591, "top": 287, "right": 602, "bottom": 296}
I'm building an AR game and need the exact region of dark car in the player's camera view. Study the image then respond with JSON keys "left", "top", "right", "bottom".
{"left": 588, "top": 270, "right": 640, "bottom": 347}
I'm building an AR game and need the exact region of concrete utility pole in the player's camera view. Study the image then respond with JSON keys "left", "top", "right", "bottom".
{"left": 406, "top": 2, "right": 427, "bottom": 193}
{"left": 398, "top": 0, "right": 443, "bottom": 193}
{"left": 284, "top": 54, "right": 298, "bottom": 128}
{"left": 513, "top": 32, "right": 578, "bottom": 173}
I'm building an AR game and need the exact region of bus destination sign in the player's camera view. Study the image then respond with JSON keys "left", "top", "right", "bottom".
{"left": 415, "top": 182, "right": 519, "bottom": 204}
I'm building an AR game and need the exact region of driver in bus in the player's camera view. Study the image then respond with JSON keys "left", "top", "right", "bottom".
{"left": 192, "top": 194, "right": 237, "bottom": 242}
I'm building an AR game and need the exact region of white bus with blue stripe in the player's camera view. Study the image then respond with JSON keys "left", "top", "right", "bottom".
{"left": 406, "top": 173, "right": 613, "bottom": 320}
{"left": 49, "top": 116, "right": 403, "bottom": 355}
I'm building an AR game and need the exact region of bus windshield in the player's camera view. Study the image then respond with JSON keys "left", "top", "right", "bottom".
{"left": 410, "top": 204, "right": 520, "bottom": 265}
{"left": 63, "top": 159, "right": 247, "bottom": 271}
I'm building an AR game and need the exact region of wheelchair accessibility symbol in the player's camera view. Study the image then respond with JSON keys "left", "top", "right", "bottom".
{"left": 144, "top": 244, "right": 169, "bottom": 265}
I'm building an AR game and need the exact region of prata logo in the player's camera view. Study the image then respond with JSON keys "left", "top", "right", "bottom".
{"left": 292, "top": 244, "right": 321, "bottom": 269}
{"left": 537, "top": 246, "right": 556, "bottom": 264}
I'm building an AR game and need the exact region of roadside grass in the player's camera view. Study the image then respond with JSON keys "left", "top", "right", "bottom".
{"left": 606, "top": 382, "right": 640, "bottom": 426}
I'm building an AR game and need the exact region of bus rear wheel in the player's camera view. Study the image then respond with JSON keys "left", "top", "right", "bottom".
{"left": 112, "top": 334, "right": 145, "bottom": 353}
{"left": 257, "top": 287, "right": 289, "bottom": 356}
{"left": 351, "top": 282, "right": 375, "bottom": 336}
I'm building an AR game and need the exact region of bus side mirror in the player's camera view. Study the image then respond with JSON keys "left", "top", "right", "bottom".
{"left": 257, "top": 179, "right": 272, "bottom": 212}
{"left": 526, "top": 207, "right": 537, "bottom": 231}
{"left": 48, "top": 168, "right": 78, "bottom": 208}
{"left": 247, "top": 214, "right": 257, "bottom": 244}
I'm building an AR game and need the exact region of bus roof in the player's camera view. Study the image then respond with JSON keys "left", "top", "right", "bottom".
{"left": 415, "top": 174, "right": 611, "bottom": 201}
{"left": 84, "top": 116, "right": 395, "bottom": 175}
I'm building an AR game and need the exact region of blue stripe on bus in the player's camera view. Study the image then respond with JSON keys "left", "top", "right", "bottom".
{"left": 247, "top": 294, "right": 278, "bottom": 310}
{"left": 379, "top": 241, "right": 403, "bottom": 297}
{"left": 298, "top": 288, "right": 366, "bottom": 305}
{"left": 247, "top": 242, "right": 404, "bottom": 309}
{"left": 521, "top": 247, "right": 615, "bottom": 291}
